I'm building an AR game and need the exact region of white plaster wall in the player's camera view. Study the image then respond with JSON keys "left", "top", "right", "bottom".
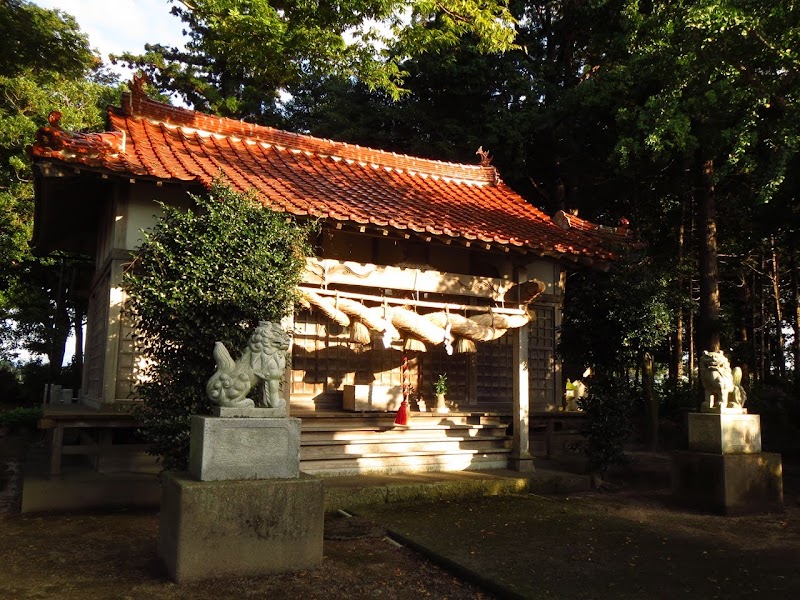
{"left": 125, "top": 183, "right": 192, "bottom": 250}
{"left": 125, "top": 197, "right": 163, "bottom": 251}
{"left": 526, "top": 260, "right": 562, "bottom": 295}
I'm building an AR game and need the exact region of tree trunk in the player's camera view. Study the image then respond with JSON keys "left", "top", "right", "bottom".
{"left": 751, "top": 270, "right": 759, "bottom": 383}
{"left": 73, "top": 302, "right": 84, "bottom": 373}
{"left": 688, "top": 304, "right": 695, "bottom": 387}
{"left": 736, "top": 272, "right": 751, "bottom": 389}
{"left": 48, "top": 258, "right": 69, "bottom": 381}
{"left": 697, "top": 157, "right": 720, "bottom": 353}
{"left": 759, "top": 251, "right": 768, "bottom": 379}
{"left": 790, "top": 238, "right": 800, "bottom": 390}
{"left": 671, "top": 198, "right": 687, "bottom": 383}
{"left": 642, "top": 352, "right": 658, "bottom": 451}
{"left": 770, "top": 236, "right": 786, "bottom": 377}
{"left": 688, "top": 187, "right": 696, "bottom": 387}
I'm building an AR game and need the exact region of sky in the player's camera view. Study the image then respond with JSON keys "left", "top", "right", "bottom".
{"left": 31, "top": 0, "right": 187, "bottom": 76}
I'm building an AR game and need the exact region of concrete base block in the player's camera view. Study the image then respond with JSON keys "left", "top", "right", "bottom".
{"left": 672, "top": 451, "right": 783, "bottom": 515}
{"left": 687, "top": 413, "right": 762, "bottom": 454}
{"left": 159, "top": 472, "right": 324, "bottom": 582}
{"left": 189, "top": 416, "right": 300, "bottom": 481}
{"left": 508, "top": 454, "right": 535, "bottom": 473}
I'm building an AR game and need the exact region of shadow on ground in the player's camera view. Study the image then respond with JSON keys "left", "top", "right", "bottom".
{"left": 356, "top": 453, "right": 800, "bottom": 600}
{"left": 2, "top": 447, "right": 799, "bottom": 600}
{"left": 0, "top": 509, "right": 491, "bottom": 600}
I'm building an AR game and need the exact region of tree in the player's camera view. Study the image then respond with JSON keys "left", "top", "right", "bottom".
{"left": 0, "top": 1, "right": 118, "bottom": 369}
{"left": 284, "top": 34, "right": 534, "bottom": 191}
{"left": 608, "top": 1, "right": 800, "bottom": 356}
{"left": 123, "top": 181, "right": 313, "bottom": 470}
{"left": 559, "top": 255, "right": 673, "bottom": 378}
{"left": 113, "top": 0, "right": 518, "bottom": 122}
{"left": 0, "top": 0, "right": 97, "bottom": 78}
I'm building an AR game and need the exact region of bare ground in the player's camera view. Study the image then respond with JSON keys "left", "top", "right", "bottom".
{"left": 0, "top": 510, "right": 492, "bottom": 600}
{"left": 357, "top": 458, "right": 800, "bottom": 600}
{"left": 2, "top": 430, "right": 800, "bottom": 600}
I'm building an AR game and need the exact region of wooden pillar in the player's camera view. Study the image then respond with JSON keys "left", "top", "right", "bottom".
{"left": 511, "top": 322, "right": 534, "bottom": 472}
{"left": 102, "top": 259, "right": 126, "bottom": 406}
{"left": 282, "top": 312, "right": 295, "bottom": 414}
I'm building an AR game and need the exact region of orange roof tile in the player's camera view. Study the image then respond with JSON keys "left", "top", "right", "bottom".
{"left": 30, "top": 91, "right": 621, "bottom": 263}
{"left": 552, "top": 210, "right": 641, "bottom": 250}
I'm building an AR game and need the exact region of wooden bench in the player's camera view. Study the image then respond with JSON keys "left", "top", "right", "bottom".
{"left": 38, "top": 405, "right": 147, "bottom": 477}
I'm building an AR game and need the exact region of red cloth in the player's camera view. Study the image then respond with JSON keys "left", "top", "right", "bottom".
{"left": 394, "top": 400, "right": 409, "bottom": 426}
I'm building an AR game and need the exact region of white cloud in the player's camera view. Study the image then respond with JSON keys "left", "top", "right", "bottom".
{"left": 30, "top": 0, "right": 186, "bottom": 65}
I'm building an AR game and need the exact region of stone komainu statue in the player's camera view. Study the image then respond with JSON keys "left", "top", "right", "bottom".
{"left": 206, "top": 321, "right": 291, "bottom": 409}
{"left": 698, "top": 350, "right": 747, "bottom": 411}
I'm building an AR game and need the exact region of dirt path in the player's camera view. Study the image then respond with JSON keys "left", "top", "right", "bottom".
{"left": 0, "top": 510, "right": 493, "bottom": 600}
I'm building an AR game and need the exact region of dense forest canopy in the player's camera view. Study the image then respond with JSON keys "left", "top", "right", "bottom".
{"left": 3, "top": 1, "right": 799, "bottom": 417}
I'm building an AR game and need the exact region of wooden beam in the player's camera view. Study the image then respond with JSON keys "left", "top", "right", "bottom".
{"left": 304, "top": 257, "right": 515, "bottom": 302}
{"left": 297, "top": 285, "right": 527, "bottom": 315}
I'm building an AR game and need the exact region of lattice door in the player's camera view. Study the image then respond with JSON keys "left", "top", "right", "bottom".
{"left": 528, "top": 304, "right": 557, "bottom": 411}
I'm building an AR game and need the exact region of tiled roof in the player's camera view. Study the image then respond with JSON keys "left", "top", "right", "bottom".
{"left": 30, "top": 90, "right": 621, "bottom": 263}
{"left": 552, "top": 210, "right": 640, "bottom": 249}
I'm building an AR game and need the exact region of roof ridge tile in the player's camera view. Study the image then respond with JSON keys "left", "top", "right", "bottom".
{"left": 122, "top": 92, "right": 499, "bottom": 184}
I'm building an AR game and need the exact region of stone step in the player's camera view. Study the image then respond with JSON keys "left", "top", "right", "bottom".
{"left": 301, "top": 436, "right": 510, "bottom": 460}
{"left": 294, "top": 411, "right": 507, "bottom": 430}
{"left": 301, "top": 423, "right": 508, "bottom": 440}
{"left": 300, "top": 448, "right": 512, "bottom": 477}
{"left": 295, "top": 410, "right": 512, "bottom": 476}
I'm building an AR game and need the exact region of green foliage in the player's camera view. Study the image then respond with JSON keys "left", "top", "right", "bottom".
{"left": 0, "top": 359, "right": 79, "bottom": 407}
{"left": 655, "top": 378, "right": 698, "bottom": 419}
{"left": 113, "top": 0, "right": 518, "bottom": 118}
{"left": 0, "top": 0, "right": 97, "bottom": 78}
{"left": 559, "top": 255, "right": 673, "bottom": 375}
{"left": 0, "top": 1, "right": 118, "bottom": 365}
{"left": 0, "top": 361, "right": 21, "bottom": 404}
{"left": 123, "top": 180, "right": 314, "bottom": 470}
{"left": 434, "top": 373, "right": 448, "bottom": 396}
{"left": 578, "top": 376, "right": 635, "bottom": 474}
{"left": 0, "top": 406, "right": 43, "bottom": 429}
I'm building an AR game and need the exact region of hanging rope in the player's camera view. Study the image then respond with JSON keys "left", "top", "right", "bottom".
{"left": 299, "top": 288, "right": 350, "bottom": 327}
{"left": 298, "top": 286, "right": 534, "bottom": 346}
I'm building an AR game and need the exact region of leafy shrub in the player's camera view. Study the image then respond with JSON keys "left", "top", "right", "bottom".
{"left": 0, "top": 406, "right": 43, "bottom": 429}
{"left": 578, "top": 376, "right": 635, "bottom": 474}
{"left": 123, "top": 180, "right": 313, "bottom": 471}
{"left": 0, "top": 360, "right": 55, "bottom": 406}
{"left": 0, "top": 361, "right": 21, "bottom": 404}
{"left": 656, "top": 378, "right": 698, "bottom": 419}
{"left": 746, "top": 378, "right": 800, "bottom": 455}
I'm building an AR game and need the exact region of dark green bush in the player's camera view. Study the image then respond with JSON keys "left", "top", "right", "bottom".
{"left": 123, "top": 180, "right": 314, "bottom": 471}
{"left": 0, "top": 406, "right": 43, "bottom": 428}
{"left": 578, "top": 376, "right": 634, "bottom": 474}
{"left": 0, "top": 361, "right": 21, "bottom": 404}
{"left": 656, "top": 378, "right": 697, "bottom": 419}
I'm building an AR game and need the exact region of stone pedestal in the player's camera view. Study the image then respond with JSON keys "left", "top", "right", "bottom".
{"left": 672, "top": 412, "right": 783, "bottom": 515}
{"left": 161, "top": 407, "right": 323, "bottom": 582}
{"left": 672, "top": 451, "right": 783, "bottom": 515}
{"left": 159, "top": 472, "right": 324, "bottom": 582}
{"left": 687, "top": 413, "right": 762, "bottom": 454}
{"left": 188, "top": 416, "right": 301, "bottom": 481}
